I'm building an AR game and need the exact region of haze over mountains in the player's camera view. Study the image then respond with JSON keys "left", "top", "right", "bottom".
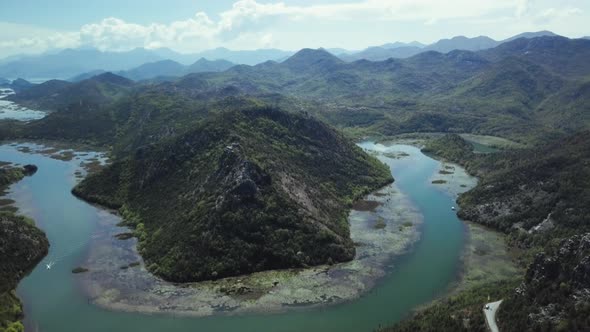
{"left": 0, "top": 31, "right": 570, "bottom": 82}
{"left": 338, "top": 30, "right": 559, "bottom": 62}
{"left": 69, "top": 58, "right": 236, "bottom": 82}
{"left": 5, "top": 34, "right": 590, "bottom": 146}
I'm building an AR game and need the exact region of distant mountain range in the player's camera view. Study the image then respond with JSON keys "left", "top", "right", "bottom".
{"left": 13, "top": 35, "right": 590, "bottom": 138}
{"left": 0, "top": 48, "right": 163, "bottom": 80}
{"left": 0, "top": 78, "right": 35, "bottom": 93}
{"left": 380, "top": 41, "right": 426, "bottom": 49}
{"left": 339, "top": 30, "right": 559, "bottom": 61}
{"left": 0, "top": 47, "right": 289, "bottom": 80}
{"left": 0, "top": 30, "right": 574, "bottom": 81}
{"left": 69, "top": 58, "right": 235, "bottom": 82}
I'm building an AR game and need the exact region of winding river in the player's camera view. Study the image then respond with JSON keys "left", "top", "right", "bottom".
{"left": 2, "top": 141, "right": 472, "bottom": 332}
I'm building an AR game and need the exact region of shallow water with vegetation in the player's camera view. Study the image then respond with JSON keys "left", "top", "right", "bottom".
{"left": 2, "top": 142, "right": 482, "bottom": 332}
{"left": 0, "top": 90, "right": 46, "bottom": 121}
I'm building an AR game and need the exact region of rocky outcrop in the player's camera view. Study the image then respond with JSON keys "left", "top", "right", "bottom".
{"left": 499, "top": 234, "right": 590, "bottom": 330}
{"left": 212, "top": 143, "right": 271, "bottom": 211}
{"left": 22, "top": 164, "right": 38, "bottom": 176}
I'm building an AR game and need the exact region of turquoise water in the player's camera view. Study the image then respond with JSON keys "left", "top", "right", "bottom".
{"left": 2, "top": 142, "right": 466, "bottom": 332}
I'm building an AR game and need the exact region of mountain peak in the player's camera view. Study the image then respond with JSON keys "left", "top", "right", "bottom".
{"left": 187, "top": 58, "right": 234, "bottom": 73}
{"left": 503, "top": 30, "right": 558, "bottom": 42}
{"left": 91, "top": 72, "right": 134, "bottom": 86}
{"left": 282, "top": 48, "right": 344, "bottom": 71}
{"left": 426, "top": 35, "right": 498, "bottom": 53}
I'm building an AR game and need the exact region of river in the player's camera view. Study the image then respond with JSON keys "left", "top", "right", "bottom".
{"left": 2, "top": 141, "right": 472, "bottom": 332}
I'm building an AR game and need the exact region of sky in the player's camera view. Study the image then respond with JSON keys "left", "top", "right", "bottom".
{"left": 0, "top": 0, "right": 588, "bottom": 58}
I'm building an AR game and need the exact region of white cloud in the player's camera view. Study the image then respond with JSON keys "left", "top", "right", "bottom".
{"left": 534, "top": 7, "right": 582, "bottom": 23}
{"left": 0, "top": 0, "right": 587, "bottom": 58}
{"left": 515, "top": 0, "right": 531, "bottom": 18}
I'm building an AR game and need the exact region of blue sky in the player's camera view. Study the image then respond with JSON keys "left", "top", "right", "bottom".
{"left": 0, "top": 0, "right": 588, "bottom": 58}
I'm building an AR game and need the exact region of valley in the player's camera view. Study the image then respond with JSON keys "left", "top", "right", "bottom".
{"left": 0, "top": 22, "right": 589, "bottom": 332}
{"left": 0, "top": 140, "right": 518, "bottom": 332}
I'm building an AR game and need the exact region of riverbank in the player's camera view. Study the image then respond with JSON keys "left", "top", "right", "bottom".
{"left": 385, "top": 140, "right": 520, "bottom": 291}
{"left": 377, "top": 138, "right": 522, "bottom": 331}
{"left": 79, "top": 141, "right": 520, "bottom": 318}
{"left": 2, "top": 140, "right": 505, "bottom": 332}
{"left": 79, "top": 175, "right": 423, "bottom": 316}
{"left": 0, "top": 163, "right": 50, "bottom": 332}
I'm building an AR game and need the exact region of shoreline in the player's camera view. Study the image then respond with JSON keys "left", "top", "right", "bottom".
{"left": 397, "top": 145, "right": 522, "bottom": 313}
{"left": 2, "top": 139, "right": 520, "bottom": 323}
{"left": 0, "top": 140, "right": 425, "bottom": 319}
{"left": 78, "top": 177, "right": 424, "bottom": 317}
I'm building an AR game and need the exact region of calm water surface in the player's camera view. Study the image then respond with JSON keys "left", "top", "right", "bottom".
{"left": 1, "top": 142, "right": 466, "bottom": 332}
{"left": 0, "top": 89, "right": 46, "bottom": 121}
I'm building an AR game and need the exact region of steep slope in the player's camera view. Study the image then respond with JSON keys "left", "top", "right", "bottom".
{"left": 73, "top": 108, "right": 392, "bottom": 282}
{"left": 497, "top": 233, "right": 590, "bottom": 331}
{"left": 458, "top": 131, "right": 590, "bottom": 234}
{"left": 481, "top": 36, "right": 590, "bottom": 78}
{"left": 451, "top": 57, "right": 564, "bottom": 113}
{"left": 535, "top": 79, "right": 590, "bottom": 132}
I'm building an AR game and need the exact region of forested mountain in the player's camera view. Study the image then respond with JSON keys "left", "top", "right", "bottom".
{"left": 72, "top": 108, "right": 392, "bottom": 282}
{"left": 6, "top": 36, "right": 590, "bottom": 145}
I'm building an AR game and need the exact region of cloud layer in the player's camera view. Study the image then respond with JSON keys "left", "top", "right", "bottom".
{"left": 0, "top": 0, "right": 586, "bottom": 57}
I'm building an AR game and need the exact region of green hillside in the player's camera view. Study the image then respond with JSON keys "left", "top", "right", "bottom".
{"left": 73, "top": 107, "right": 392, "bottom": 282}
